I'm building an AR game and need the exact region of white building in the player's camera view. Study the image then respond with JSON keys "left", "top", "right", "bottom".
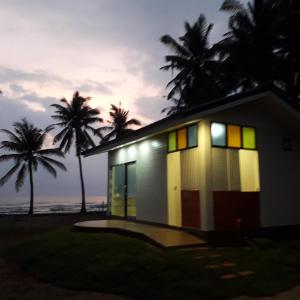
{"left": 84, "top": 87, "right": 300, "bottom": 240}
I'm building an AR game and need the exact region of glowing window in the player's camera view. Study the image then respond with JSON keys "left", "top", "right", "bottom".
{"left": 242, "top": 127, "right": 256, "bottom": 149}
{"left": 177, "top": 128, "right": 187, "bottom": 149}
{"left": 227, "top": 125, "right": 241, "bottom": 148}
{"left": 211, "top": 122, "right": 226, "bottom": 147}
{"left": 168, "top": 132, "right": 177, "bottom": 152}
{"left": 188, "top": 125, "right": 198, "bottom": 148}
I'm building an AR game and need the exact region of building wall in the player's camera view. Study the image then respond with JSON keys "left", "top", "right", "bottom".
{"left": 207, "top": 97, "right": 300, "bottom": 228}
{"left": 108, "top": 134, "right": 168, "bottom": 224}
{"left": 107, "top": 96, "right": 300, "bottom": 230}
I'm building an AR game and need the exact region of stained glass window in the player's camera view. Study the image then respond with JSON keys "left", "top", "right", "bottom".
{"left": 227, "top": 125, "right": 241, "bottom": 148}
{"left": 211, "top": 122, "right": 226, "bottom": 147}
{"left": 167, "top": 124, "right": 198, "bottom": 152}
{"left": 177, "top": 128, "right": 187, "bottom": 149}
{"left": 168, "top": 131, "right": 177, "bottom": 152}
{"left": 188, "top": 125, "right": 198, "bottom": 148}
{"left": 242, "top": 127, "right": 256, "bottom": 149}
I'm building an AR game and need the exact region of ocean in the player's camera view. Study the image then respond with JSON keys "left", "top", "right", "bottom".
{"left": 0, "top": 195, "right": 107, "bottom": 215}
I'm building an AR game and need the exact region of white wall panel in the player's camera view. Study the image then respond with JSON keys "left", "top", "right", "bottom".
{"left": 181, "top": 148, "right": 201, "bottom": 190}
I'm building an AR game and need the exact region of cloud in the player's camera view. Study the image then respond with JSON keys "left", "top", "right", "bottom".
{"left": 0, "top": 0, "right": 239, "bottom": 200}
{"left": 76, "top": 80, "right": 113, "bottom": 95}
{"left": 0, "top": 66, "right": 71, "bottom": 86}
{"left": 23, "top": 100, "right": 46, "bottom": 112}
{"left": 9, "top": 83, "right": 27, "bottom": 93}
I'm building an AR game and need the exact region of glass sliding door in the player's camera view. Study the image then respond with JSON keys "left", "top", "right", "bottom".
{"left": 111, "top": 162, "right": 136, "bottom": 218}
{"left": 126, "top": 163, "right": 136, "bottom": 217}
{"left": 111, "top": 165, "right": 125, "bottom": 216}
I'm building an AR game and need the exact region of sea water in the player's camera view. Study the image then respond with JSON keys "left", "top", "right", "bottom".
{"left": 0, "top": 195, "right": 107, "bottom": 215}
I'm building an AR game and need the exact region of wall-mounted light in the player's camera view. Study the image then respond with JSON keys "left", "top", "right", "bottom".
{"left": 151, "top": 140, "right": 160, "bottom": 148}
{"left": 127, "top": 145, "right": 136, "bottom": 158}
{"left": 139, "top": 141, "right": 150, "bottom": 154}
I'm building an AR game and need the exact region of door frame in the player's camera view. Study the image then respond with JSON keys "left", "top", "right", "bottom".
{"left": 111, "top": 161, "right": 136, "bottom": 218}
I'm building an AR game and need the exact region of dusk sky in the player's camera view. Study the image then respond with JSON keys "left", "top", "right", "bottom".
{"left": 0, "top": 0, "right": 240, "bottom": 202}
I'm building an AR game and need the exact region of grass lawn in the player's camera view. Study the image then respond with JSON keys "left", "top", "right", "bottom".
{"left": 3, "top": 227, "right": 300, "bottom": 300}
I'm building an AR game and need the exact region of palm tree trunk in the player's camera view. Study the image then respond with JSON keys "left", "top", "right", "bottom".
{"left": 77, "top": 153, "right": 86, "bottom": 213}
{"left": 28, "top": 162, "right": 34, "bottom": 215}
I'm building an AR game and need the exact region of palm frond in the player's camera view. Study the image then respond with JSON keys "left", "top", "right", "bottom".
{"left": 37, "top": 157, "right": 57, "bottom": 177}
{"left": 36, "top": 148, "right": 65, "bottom": 157}
{"left": 15, "top": 163, "right": 27, "bottom": 191}
{"left": 125, "top": 118, "right": 142, "bottom": 126}
{"left": 0, "top": 162, "right": 20, "bottom": 187}
{"left": 160, "top": 35, "right": 190, "bottom": 58}
{"left": 0, "top": 153, "right": 23, "bottom": 162}
{"left": 220, "top": 0, "right": 243, "bottom": 13}
{"left": 39, "top": 156, "right": 67, "bottom": 171}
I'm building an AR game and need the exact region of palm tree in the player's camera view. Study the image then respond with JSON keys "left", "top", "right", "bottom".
{"left": 275, "top": 0, "right": 300, "bottom": 102}
{"left": 50, "top": 91, "right": 103, "bottom": 213}
{"left": 217, "top": 0, "right": 282, "bottom": 91}
{"left": 0, "top": 119, "right": 66, "bottom": 215}
{"left": 97, "top": 104, "right": 141, "bottom": 142}
{"left": 160, "top": 14, "right": 226, "bottom": 112}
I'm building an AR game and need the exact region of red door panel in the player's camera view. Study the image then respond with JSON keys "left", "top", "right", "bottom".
{"left": 181, "top": 190, "right": 201, "bottom": 228}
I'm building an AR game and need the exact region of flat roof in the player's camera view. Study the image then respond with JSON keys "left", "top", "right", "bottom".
{"left": 83, "top": 84, "right": 299, "bottom": 156}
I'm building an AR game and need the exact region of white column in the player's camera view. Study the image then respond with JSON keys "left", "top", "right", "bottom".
{"left": 199, "top": 120, "right": 214, "bottom": 231}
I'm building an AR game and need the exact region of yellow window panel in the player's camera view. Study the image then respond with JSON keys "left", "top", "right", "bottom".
{"left": 177, "top": 128, "right": 187, "bottom": 149}
{"left": 227, "top": 125, "right": 241, "bottom": 148}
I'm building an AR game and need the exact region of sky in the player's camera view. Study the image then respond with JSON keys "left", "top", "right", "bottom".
{"left": 0, "top": 0, "right": 236, "bottom": 203}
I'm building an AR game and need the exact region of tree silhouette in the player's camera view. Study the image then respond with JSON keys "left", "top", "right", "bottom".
{"left": 217, "top": 0, "right": 282, "bottom": 91}
{"left": 0, "top": 119, "right": 66, "bottom": 215}
{"left": 160, "top": 14, "right": 226, "bottom": 113}
{"left": 96, "top": 104, "right": 141, "bottom": 142}
{"left": 50, "top": 91, "right": 103, "bottom": 213}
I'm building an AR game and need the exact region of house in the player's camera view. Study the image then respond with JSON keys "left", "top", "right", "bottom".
{"left": 84, "top": 86, "right": 300, "bottom": 240}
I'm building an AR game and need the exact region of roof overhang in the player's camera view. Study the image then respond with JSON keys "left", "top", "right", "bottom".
{"left": 83, "top": 86, "right": 300, "bottom": 157}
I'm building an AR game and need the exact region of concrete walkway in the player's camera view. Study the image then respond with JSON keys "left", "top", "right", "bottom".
{"left": 233, "top": 285, "right": 300, "bottom": 300}
{"left": 74, "top": 219, "right": 206, "bottom": 248}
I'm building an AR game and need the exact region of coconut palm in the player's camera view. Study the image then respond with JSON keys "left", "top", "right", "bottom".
{"left": 275, "top": 0, "right": 300, "bottom": 101}
{"left": 217, "top": 0, "right": 282, "bottom": 91}
{"left": 0, "top": 119, "right": 66, "bottom": 215}
{"left": 160, "top": 14, "right": 226, "bottom": 111}
{"left": 97, "top": 104, "right": 141, "bottom": 142}
{"left": 50, "top": 91, "right": 103, "bottom": 213}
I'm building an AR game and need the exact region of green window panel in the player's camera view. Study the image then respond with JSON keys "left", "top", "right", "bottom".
{"left": 168, "top": 131, "right": 177, "bottom": 152}
{"left": 188, "top": 125, "right": 198, "bottom": 148}
{"left": 242, "top": 127, "right": 256, "bottom": 149}
{"left": 211, "top": 122, "right": 226, "bottom": 147}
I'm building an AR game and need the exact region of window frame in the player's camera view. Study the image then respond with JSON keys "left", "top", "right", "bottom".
{"left": 167, "top": 123, "right": 198, "bottom": 153}
{"left": 210, "top": 121, "right": 257, "bottom": 150}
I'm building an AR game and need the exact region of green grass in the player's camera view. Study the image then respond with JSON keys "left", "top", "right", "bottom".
{"left": 3, "top": 228, "right": 300, "bottom": 299}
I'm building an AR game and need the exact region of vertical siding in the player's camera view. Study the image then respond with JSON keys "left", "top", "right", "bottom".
{"left": 239, "top": 150, "right": 260, "bottom": 192}
{"left": 109, "top": 134, "right": 168, "bottom": 224}
{"left": 208, "top": 97, "right": 300, "bottom": 227}
{"left": 212, "top": 148, "right": 228, "bottom": 190}
{"left": 227, "top": 149, "right": 241, "bottom": 191}
{"left": 180, "top": 148, "right": 201, "bottom": 190}
{"left": 167, "top": 151, "right": 182, "bottom": 226}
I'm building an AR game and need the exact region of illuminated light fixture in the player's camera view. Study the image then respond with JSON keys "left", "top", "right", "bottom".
{"left": 151, "top": 141, "right": 160, "bottom": 148}
{"left": 127, "top": 145, "right": 136, "bottom": 157}
{"left": 211, "top": 122, "right": 226, "bottom": 147}
{"left": 118, "top": 148, "right": 126, "bottom": 160}
{"left": 139, "top": 141, "right": 150, "bottom": 154}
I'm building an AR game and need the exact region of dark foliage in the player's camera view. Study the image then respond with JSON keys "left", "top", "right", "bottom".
{"left": 50, "top": 91, "right": 103, "bottom": 213}
{"left": 0, "top": 119, "right": 66, "bottom": 215}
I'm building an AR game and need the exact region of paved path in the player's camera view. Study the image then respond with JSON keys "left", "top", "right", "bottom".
{"left": 74, "top": 219, "right": 205, "bottom": 248}
{"left": 233, "top": 286, "right": 300, "bottom": 300}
